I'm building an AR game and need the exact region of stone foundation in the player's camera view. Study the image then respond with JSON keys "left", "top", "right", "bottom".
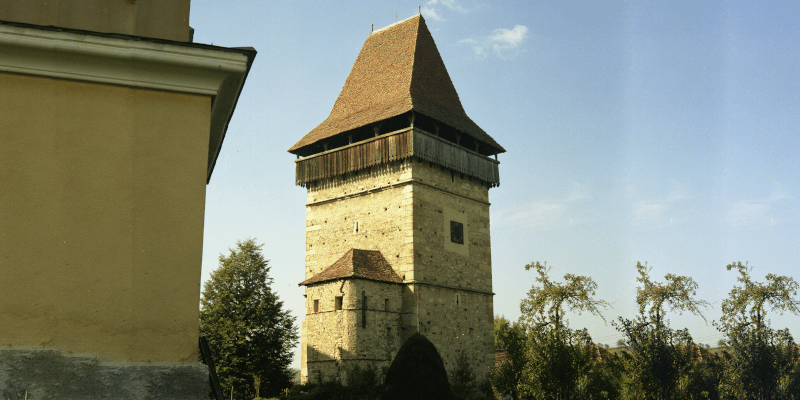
{"left": 0, "top": 348, "right": 208, "bottom": 400}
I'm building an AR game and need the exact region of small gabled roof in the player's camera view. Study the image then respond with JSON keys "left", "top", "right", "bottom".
{"left": 299, "top": 249, "right": 403, "bottom": 286}
{"left": 289, "top": 14, "right": 504, "bottom": 155}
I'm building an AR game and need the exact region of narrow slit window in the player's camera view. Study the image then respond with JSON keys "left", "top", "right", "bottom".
{"left": 313, "top": 299, "right": 319, "bottom": 313}
{"left": 384, "top": 298, "right": 389, "bottom": 311}
{"left": 362, "top": 292, "right": 367, "bottom": 328}
{"left": 335, "top": 296, "right": 343, "bottom": 311}
{"left": 387, "top": 327, "right": 392, "bottom": 337}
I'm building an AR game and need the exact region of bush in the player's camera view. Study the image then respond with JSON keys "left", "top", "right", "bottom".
{"left": 383, "top": 333, "right": 455, "bottom": 400}
{"left": 450, "top": 351, "right": 477, "bottom": 399}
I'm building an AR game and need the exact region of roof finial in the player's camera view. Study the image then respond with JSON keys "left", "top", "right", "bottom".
{"left": 371, "top": 23, "right": 373, "bottom": 32}
{"left": 419, "top": 5, "right": 421, "bottom": 14}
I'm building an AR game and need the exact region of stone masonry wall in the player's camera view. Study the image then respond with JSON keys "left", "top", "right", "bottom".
{"left": 304, "top": 159, "right": 414, "bottom": 280}
{"left": 301, "top": 156, "right": 495, "bottom": 382}
{"left": 302, "top": 279, "right": 402, "bottom": 383}
{"left": 408, "top": 160, "right": 495, "bottom": 377}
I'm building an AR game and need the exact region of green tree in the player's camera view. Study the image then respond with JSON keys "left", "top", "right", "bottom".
{"left": 516, "top": 262, "right": 612, "bottom": 400}
{"left": 200, "top": 239, "right": 298, "bottom": 399}
{"left": 716, "top": 262, "right": 800, "bottom": 400}
{"left": 613, "top": 262, "right": 711, "bottom": 400}
{"left": 489, "top": 315, "right": 528, "bottom": 400}
{"left": 719, "top": 262, "right": 800, "bottom": 333}
{"left": 520, "top": 262, "right": 611, "bottom": 332}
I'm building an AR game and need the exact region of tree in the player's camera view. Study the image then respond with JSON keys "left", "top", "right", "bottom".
{"left": 489, "top": 315, "right": 528, "bottom": 400}
{"left": 520, "top": 262, "right": 611, "bottom": 333}
{"left": 716, "top": 262, "right": 800, "bottom": 400}
{"left": 613, "top": 262, "right": 711, "bottom": 400}
{"left": 200, "top": 239, "right": 298, "bottom": 399}
{"left": 516, "top": 262, "right": 612, "bottom": 400}
{"left": 719, "top": 262, "right": 800, "bottom": 333}
{"left": 633, "top": 262, "right": 711, "bottom": 332}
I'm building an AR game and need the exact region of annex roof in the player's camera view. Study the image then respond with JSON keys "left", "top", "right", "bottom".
{"left": 288, "top": 14, "right": 504, "bottom": 155}
{"left": 299, "top": 249, "right": 403, "bottom": 286}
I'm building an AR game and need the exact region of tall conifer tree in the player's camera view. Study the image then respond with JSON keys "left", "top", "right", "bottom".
{"left": 200, "top": 239, "right": 298, "bottom": 398}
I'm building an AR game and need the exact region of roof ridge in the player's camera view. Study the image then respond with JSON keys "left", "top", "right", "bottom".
{"left": 288, "top": 14, "right": 505, "bottom": 155}
{"left": 372, "top": 14, "right": 421, "bottom": 35}
{"left": 298, "top": 248, "right": 402, "bottom": 286}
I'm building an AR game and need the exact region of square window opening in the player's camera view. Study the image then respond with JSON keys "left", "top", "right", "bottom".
{"left": 450, "top": 221, "right": 464, "bottom": 244}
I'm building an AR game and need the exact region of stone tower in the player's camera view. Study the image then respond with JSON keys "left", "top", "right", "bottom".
{"left": 289, "top": 15, "right": 504, "bottom": 384}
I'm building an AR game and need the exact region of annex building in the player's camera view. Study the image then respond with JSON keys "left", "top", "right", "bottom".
{"left": 0, "top": 1, "right": 254, "bottom": 398}
{"left": 289, "top": 14, "right": 505, "bottom": 383}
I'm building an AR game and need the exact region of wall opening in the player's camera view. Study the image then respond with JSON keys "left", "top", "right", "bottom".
{"left": 313, "top": 299, "right": 319, "bottom": 313}
{"left": 335, "top": 296, "right": 343, "bottom": 311}
{"left": 450, "top": 220, "right": 464, "bottom": 244}
{"left": 362, "top": 291, "right": 367, "bottom": 328}
{"left": 384, "top": 298, "right": 389, "bottom": 311}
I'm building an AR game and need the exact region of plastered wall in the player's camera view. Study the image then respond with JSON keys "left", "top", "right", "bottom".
{"left": 0, "top": 0, "right": 192, "bottom": 42}
{"left": 0, "top": 72, "right": 211, "bottom": 363}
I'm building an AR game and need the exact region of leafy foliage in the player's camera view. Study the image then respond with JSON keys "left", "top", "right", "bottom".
{"left": 200, "top": 239, "right": 298, "bottom": 399}
{"left": 613, "top": 262, "right": 711, "bottom": 400}
{"left": 520, "top": 261, "right": 611, "bottom": 331}
{"left": 719, "top": 262, "right": 800, "bottom": 332}
{"left": 715, "top": 262, "right": 800, "bottom": 400}
{"left": 383, "top": 333, "right": 455, "bottom": 400}
{"left": 450, "top": 351, "right": 477, "bottom": 399}
{"left": 489, "top": 316, "right": 528, "bottom": 399}
{"left": 634, "top": 262, "right": 711, "bottom": 331}
{"left": 500, "top": 262, "right": 612, "bottom": 399}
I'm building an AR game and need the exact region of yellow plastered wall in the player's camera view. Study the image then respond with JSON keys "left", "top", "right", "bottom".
{"left": 0, "top": 0, "right": 192, "bottom": 42}
{"left": 0, "top": 72, "right": 210, "bottom": 363}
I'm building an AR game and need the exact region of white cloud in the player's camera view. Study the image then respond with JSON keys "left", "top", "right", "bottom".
{"left": 494, "top": 183, "right": 587, "bottom": 229}
{"left": 421, "top": 6, "right": 445, "bottom": 22}
{"left": 728, "top": 201, "right": 767, "bottom": 228}
{"left": 422, "top": 0, "right": 467, "bottom": 22}
{"left": 460, "top": 24, "right": 529, "bottom": 60}
{"left": 429, "top": 0, "right": 467, "bottom": 13}
{"left": 726, "top": 182, "right": 792, "bottom": 228}
{"left": 627, "top": 182, "right": 691, "bottom": 228}
{"left": 489, "top": 25, "right": 529, "bottom": 51}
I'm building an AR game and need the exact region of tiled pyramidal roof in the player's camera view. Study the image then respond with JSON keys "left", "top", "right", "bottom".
{"left": 299, "top": 249, "right": 403, "bottom": 286}
{"left": 288, "top": 14, "right": 504, "bottom": 155}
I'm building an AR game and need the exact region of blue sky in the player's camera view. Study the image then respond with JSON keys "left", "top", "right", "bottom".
{"left": 190, "top": 1, "right": 800, "bottom": 366}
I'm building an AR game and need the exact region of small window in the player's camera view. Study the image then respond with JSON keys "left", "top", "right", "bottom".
{"left": 313, "top": 299, "right": 319, "bottom": 313}
{"left": 387, "top": 327, "right": 392, "bottom": 337}
{"left": 362, "top": 293, "right": 367, "bottom": 328}
{"left": 335, "top": 296, "right": 343, "bottom": 311}
{"left": 450, "top": 221, "right": 464, "bottom": 244}
{"left": 384, "top": 298, "right": 389, "bottom": 311}
{"left": 353, "top": 221, "right": 360, "bottom": 234}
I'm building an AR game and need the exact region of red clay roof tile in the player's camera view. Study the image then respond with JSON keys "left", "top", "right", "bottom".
{"left": 299, "top": 249, "right": 403, "bottom": 286}
{"left": 289, "top": 15, "right": 504, "bottom": 155}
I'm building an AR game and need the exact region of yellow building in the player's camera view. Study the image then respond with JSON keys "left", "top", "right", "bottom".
{"left": 0, "top": 1, "right": 254, "bottom": 398}
{"left": 290, "top": 15, "right": 504, "bottom": 383}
